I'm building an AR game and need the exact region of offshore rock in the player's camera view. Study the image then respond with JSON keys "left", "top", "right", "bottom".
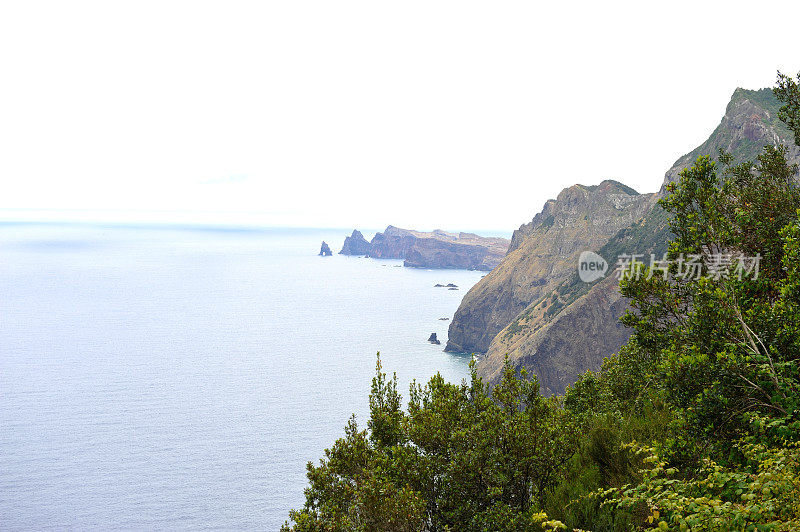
{"left": 319, "top": 241, "right": 332, "bottom": 256}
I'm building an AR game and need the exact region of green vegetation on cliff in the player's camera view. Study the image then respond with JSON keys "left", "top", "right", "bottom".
{"left": 283, "top": 73, "right": 800, "bottom": 531}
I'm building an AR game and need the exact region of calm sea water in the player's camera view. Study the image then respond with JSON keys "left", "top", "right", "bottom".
{"left": 0, "top": 224, "right": 484, "bottom": 530}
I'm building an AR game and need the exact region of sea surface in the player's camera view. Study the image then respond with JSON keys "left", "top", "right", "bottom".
{"left": 0, "top": 223, "right": 485, "bottom": 530}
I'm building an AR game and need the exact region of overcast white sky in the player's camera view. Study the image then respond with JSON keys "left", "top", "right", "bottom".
{"left": 1, "top": 1, "right": 798, "bottom": 232}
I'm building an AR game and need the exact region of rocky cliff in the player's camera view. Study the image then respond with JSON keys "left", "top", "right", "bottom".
{"left": 340, "top": 226, "right": 510, "bottom": 271}
{"left": 479, "top": 274, "right": 631, "bottom": 395}
{"left": 444, "top": 180, "right": 654, "bottom": 354}
{"left": 339, "top": 230, "right": 371, "bottom": 255}
{"left": 661, "top": 88, "right": 800, "bottom": 190}
{"left": 404, "top": 233, "right": 509, "bottom": 271}
{"left": 472, "top": 87, "right": 800, "bottom": 393}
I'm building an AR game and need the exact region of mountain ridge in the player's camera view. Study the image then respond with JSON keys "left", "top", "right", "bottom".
{"left": 445, "top": 180, "right": 654, "bottom": 354}
{"left": 463, "top": 87, "right": 800, "bottom": 393}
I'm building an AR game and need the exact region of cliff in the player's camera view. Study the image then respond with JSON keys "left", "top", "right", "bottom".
{"left": 340, "top": 226, "right": 510, "bottom": 271}
{"left": 661, "top": 88, "right": 800, "bottom": 191}
{"left": 365, "top": 226, "right": 421, "bottom": 259}
{"left": 472, "top": 87, "right": 800, "bottom": 393}
{"left": 445, "top": 180, "right": 654, "bottom": 354}
{"left": 479, "top": 273, "right": 630, "bottom": 395}
{"left": 339, "top": 230, "right": 371, "bottom": 255}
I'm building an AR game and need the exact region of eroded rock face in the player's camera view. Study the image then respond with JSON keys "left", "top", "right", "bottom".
{"left": 367, "top": 226, "right": 419, "bottom": 259}
{"left": 660, "top": 88, "right": 800, "bottom": 192}
{"left": 339, "top": 230, "right": 371, "bottom": 255}
{"left": 339, "top": 226, "right": 509, "bottom": 270}
{"left": 404, "top": 239, "right": 492, "bottom": 271}
{"left": 474, "top": 87, "right": 800, "bottom": 394}
{"left": 480, "top": 274, "right": 630, "bottom": 395}
{"left": 319, "top": 241, "right": 332, "bottom": 256}
{"left": 445, "top": 180, "right": 654, "bottom": 354}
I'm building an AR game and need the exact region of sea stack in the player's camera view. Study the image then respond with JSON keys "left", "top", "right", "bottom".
{"left": 428, "top": 333, "right": 441, "bottom": 345}
{"left": 319, "top": 241, "right": 332, "bottom": 256}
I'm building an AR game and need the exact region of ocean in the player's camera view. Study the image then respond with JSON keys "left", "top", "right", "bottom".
{"left": 0, "top": 223, "right": 485, "bottom": 530}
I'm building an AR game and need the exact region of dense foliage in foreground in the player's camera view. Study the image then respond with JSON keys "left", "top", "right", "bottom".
{"left": 283, "top": 74, "right": 800, "bottom": 531}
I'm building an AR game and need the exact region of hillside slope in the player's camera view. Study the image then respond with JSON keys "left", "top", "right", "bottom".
{"left": 444, "top": 181, "right": 654, "bottom": 354}
{"left": 473, "top": 88, "right": 800, "bottom": 393}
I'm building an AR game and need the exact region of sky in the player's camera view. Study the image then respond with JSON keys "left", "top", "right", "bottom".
{"left": 1, "top": 1, "right": 799, "bottom": 232}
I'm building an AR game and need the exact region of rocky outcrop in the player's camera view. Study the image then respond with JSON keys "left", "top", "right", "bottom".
{"left": 660, "top": 88, "right": 800, "bottom": 191}
{"left": 428, "top": 333, "right": 441, "bottom": 345}
{"left": 366, "top": 226, "right": 419, "bottom": 259}
{"left": 404, "top": 239, "right": 494, "bottom": 271}
{"left": 319, "top": 241, "right": 332, "bottom": 256}
{"left": 481, "top": 274, "right": 632, "bottom": 395}
{"left": 339, "top": 230, "right": 371, "bottom": 255}
{"left": 473, "top": 87, "right": 800, "bottom": 394}
{"left": 340, "top": 226, "right": 510, "bottom": 271}
{"left": 445, "top": 180, "right": 654, "bottom": 354}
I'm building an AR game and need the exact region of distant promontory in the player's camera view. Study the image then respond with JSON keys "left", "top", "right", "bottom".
{"left": 340, "top": 226, "right": 509, "bottom": 271}
{"left": 339, "top": 230, "right": 371, "bottom": 255}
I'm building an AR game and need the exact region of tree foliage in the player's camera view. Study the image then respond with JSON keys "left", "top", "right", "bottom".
{"left": 283, "top": 356, "right": 576, "bottom": 531}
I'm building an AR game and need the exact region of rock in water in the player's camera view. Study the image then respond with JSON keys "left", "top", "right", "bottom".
{"left": 339, "top": 230, "right": 370, "bottom": 255}
{"left": 428, "top": 333, "right": 441, "bottom": 345}
{"left": 319, "top": 241, "right": 332, "bottom": 256}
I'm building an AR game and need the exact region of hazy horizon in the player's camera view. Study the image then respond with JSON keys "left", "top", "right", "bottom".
{"left": 0, "top": 212, "right": 516, "bottom": 239}
{"left": 2, "top": 1, "right": 799, "bottom": 231}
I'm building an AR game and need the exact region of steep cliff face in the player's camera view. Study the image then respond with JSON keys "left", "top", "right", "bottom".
{"left": 404, "top": 237, "right": 506, "bottom": 271}
{"left": 479, "top": 274, "right": 630, "bottom": 395}
{"left": 445, "top": 180, "right": 654, "bottom": 354}
{"left": 661, "top": 88, "right": 800, "bottom": 190}
{"left": 340, "top": 226, "right": 509, "bottom": 270}
{"left": 475, "top": 87, "right": 800, "bottom": 393}
{"left": 366, "top": 226, "right": 419, "bottom": 259}
{"left": 339, "top": 230, "right": 371, "bottom": 255}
